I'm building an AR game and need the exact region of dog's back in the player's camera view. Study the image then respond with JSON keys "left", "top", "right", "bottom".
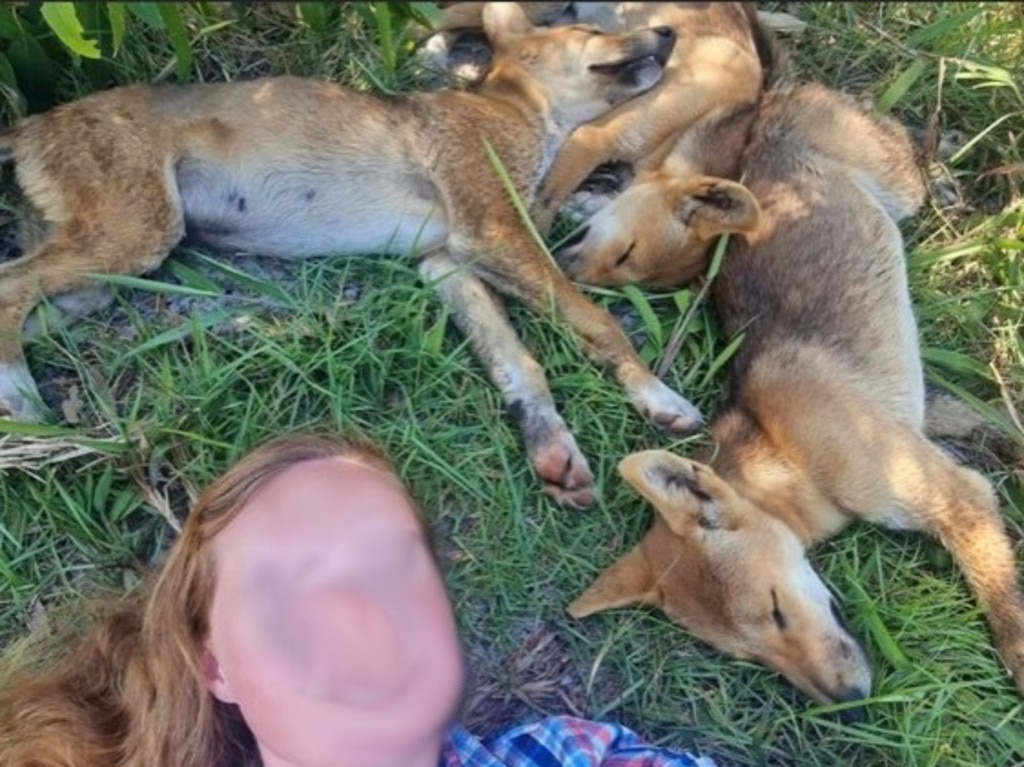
{"left": 714, "top": 84, "right": 928, "bottom": 426}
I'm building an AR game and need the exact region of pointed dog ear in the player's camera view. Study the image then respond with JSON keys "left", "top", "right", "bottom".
{"left": 568, "top": 543, "right": 661, "bottom": 618}
{"left": 482, "top": 2, "right": 535, "bottom": 46}
{"left": 618, "top": 450, "right": 726, "bottom": 534}
{"left": 675, "top": 178, "right": 761, "bottom": 241}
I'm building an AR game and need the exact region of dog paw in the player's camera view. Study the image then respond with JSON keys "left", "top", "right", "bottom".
{"left": 515, "top": 406, "right": 596, "bottom": 508}
{"left": 630, "top": 378, "right": 703, "bottom": 434}
{"left": 533, "top": 433, "right": 596, "bottom": 509}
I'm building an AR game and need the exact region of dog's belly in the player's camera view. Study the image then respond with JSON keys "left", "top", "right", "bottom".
{"left": 177, "top": 159, "right": 449, "bottom": 258}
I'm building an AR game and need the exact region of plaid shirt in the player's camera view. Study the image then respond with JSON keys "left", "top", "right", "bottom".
{"left": 440, "top": 716, "right": 716, "bottom": 767}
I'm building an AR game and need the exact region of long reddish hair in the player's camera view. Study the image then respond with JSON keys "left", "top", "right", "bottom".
{"left": 0, "top": 433, "right": 405, "bottom": 767}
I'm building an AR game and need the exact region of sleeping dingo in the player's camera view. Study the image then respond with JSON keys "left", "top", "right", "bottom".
{"left": 569, "top": 84, "right": 1024, "bottom": 705}
{"left": 0, "top": 3, "right": 696, "bottom": 508}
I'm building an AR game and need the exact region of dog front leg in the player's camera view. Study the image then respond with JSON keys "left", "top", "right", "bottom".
{"left": 454, "top": 232, "right": 703, "bottom": 434}
{"left": 0, "top": 262, "right": 54, "bottom": 421}
{"left": 533, "top": 124, "right": 613, "bottom": 231}
{"left": 419, "top": 251, "right": 596, "bottom": 508}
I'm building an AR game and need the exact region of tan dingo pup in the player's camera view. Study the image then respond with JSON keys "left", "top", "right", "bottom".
{"left": 0, "top": 3, "right": 698, "bottom": 508}
{"left": 569, "top": 84, "right": 1024, "bottom": 705}
{"left": 419, "top": 1, "right": 776, "bottom": 250}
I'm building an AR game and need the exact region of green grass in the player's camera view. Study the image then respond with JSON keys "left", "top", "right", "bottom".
{"left": 1, "top": 3, "right": 1023, "bottom": 766}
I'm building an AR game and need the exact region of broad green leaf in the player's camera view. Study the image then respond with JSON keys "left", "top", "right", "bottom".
{"left": 72, "top": 2, "right": 113, "bottom": 58}
{"left": 0, "top": 6, "right": 23, "bottom": 40}
{"left": 4, "top": 34, "right": 60, "bottom": 112}
{"left": 40, "top": 2, "right": 101, "bottom": 58}
{"left": 671, "top": 289, "right": 693, "bottom": 317}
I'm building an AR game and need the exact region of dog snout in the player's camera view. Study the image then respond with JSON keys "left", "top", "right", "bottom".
{"left": 833, "top": 685, "right": 870, "bottom": 724}
{"left": 651, "top": 26, "right": 676, "bottom": 64}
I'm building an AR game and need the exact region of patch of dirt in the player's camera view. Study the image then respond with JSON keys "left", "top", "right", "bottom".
{"left": 461, "top": 621, "right": 589, "bottom": 737}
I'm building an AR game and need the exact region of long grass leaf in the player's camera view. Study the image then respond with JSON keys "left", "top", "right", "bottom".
{"left": 156, "top": 3, "right": 192, "bottom": 81}
{"left": 876, "top": 59, "right": 927, "bottom": 114}
{"left": 482, "top": 140, "right": 558, "bottom": 270}
{"left": 84, "top": 272, "right": 222, "bottom": 298}
{"left": 122, "top": 308, "right": 236, "bottom": 357}
{"left": 106, "top": 2, "right": 126, "bottom": 53}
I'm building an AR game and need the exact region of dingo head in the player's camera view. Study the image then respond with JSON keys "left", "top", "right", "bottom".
{"left": 480, "top": 3, "right": 676, "bottom": 129}
{"left": 569, "top": 450, "right": 872, "bottom": 708}
{"left": 556, "top": 176, "right": 761, "bottom": 288}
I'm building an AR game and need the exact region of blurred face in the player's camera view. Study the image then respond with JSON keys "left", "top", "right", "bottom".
{"left": 203, "top": 458, "right": 465, "bottom": 767}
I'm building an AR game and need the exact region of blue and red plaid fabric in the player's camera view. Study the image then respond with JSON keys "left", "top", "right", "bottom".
{"left": 440, "top": 716, "right": 716, "bottom": 767}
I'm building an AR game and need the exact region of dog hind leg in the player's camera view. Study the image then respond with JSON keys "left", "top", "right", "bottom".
{"left": 0, "top": 212, "right": 183, "bottom": 421}
{"left": 876, "top": 431, "right": 1024, "bottom": 695}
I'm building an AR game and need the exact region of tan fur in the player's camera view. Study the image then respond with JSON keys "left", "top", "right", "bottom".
{"left": 569, "top": 84, "right": 1024, "bottom": 705}
{"left": 421, "top": 2, "right": 775, "bottom": 279}
{"left": 0, "top": 4, "right": 706, "bottom": 509}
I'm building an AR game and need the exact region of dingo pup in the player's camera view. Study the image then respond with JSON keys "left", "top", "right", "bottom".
{"left": 0, "top": 3, "right": 698, "bottom": 508}
{"left": 568, "top": 84, "right": 1024, "bottom": 704}
{"left": 419, "top": 1, "right": 775, "bottom": 237}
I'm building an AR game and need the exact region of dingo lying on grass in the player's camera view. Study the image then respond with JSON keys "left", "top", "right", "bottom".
{"left": 0, "top": 3, "right": 697, "bottom": 508}
{"left": 420, "top": 1, "right": 777, "bottom": 273}
{"left": 569, "top": 83, "right": 1024, "bottom": 706}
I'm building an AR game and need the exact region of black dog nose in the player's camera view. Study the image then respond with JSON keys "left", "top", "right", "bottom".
{"left": 652, "top": 26, "right": 675, "bottom": 41}
{"left": 834, "top": 685, "right": 869, "bottom": 724}
{"left": 837, "top": 704, "right": 867, "bottom": 725}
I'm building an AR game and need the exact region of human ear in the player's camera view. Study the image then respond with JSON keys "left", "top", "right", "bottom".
{"left": 201, "top": 646, "right": 237, "bottom": 704}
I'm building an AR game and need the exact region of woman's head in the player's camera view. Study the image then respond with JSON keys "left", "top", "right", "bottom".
{"left": 140, "top": 433, "right": 465, "bottom": 767}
